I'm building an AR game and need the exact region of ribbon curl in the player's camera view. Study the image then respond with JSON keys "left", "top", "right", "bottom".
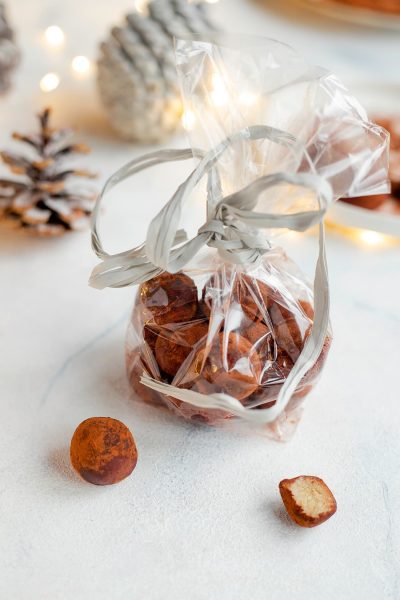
{"left": 90, "top": 125, "right": 333, "bottom": 425}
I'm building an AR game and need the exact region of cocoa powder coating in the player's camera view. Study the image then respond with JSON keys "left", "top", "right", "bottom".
{"left": 70, "top": 417, "right": 138, "bottom": 485}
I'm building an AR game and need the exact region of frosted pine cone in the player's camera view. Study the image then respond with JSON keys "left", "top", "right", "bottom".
{"left": 0, "top": 2, "right": 19, "bottom": 93}
{"left": 97, "top": 0, "right": 216, "bottom": 143}
{"left": 0, "top": 108, "right": 97, "bottom": 236}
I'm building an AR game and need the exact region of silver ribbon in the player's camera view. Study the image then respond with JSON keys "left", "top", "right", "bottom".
{"left": 90, "top": 125, "right": 332, "bottom": 425}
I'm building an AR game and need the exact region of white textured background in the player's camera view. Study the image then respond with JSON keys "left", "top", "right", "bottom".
{"left": 1, "top": 1, "right": 400, "bottom": 599}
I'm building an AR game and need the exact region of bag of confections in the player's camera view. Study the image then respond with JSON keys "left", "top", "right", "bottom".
{"left": 90, "top": 34, "right": 389, "bottom": 440}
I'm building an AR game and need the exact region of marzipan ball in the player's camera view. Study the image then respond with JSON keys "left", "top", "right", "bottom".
{"left": 298, "top": 299, "right": 314, "bottom": 321}
{"left": 140, "top": 272, "right": 198, "bottom": 325}
{"left": 143, "top": 321, "right": 159, "bottom": 352}
{"left": 166, "top": 378, "right": 232, "bottom": 425}
{"left": 248, "top": 349, "right": 294, "bottom": 408}
{"left": 155, "top": 320, "right": 209, "bottom": 377}
{"left": 196, "top": 332, "right": 262, "bottom": 401}
{"left": 127, "top": 349, "right": 165, "bottom": 406}
{"left": 70, "top": 417, "right": 138, "bottom": 485}
{"left": 301, "top": 335, "right": 332, "bottom": 385}
{"left": 201, "top": 266, "right": 239, "bottom": 318}
{"left": 236, "top": 274, "right": 274, "bottom": 322}
{"left": 269, "top": 298, "right": 296, "bottom": 327}
{"left": 274, "top": 318, "right": 304, "bottom": 362}
{"left": 241, "top": 320, "right": 274, "bottom": 361}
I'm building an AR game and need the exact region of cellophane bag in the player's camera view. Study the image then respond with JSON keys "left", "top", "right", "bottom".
{"left": 95, "top": 35, "right": 389, "bottom": 440}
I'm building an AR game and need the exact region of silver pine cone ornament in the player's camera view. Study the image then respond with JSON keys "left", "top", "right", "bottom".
{"left": 97, "top": 0, "right": 216, "bottom": 143}
{"left": 0, "top": 2, "right": 19, "bottom": 93}
{"left": 0, "top": 108, "right": 97, "bottom": 236}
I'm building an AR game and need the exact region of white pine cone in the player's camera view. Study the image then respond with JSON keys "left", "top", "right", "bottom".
{"left": 97, "top": 0, "right": 216, "bottom": 143}
{"left": 0, "top": 2, "right": 19, "bottom": 93}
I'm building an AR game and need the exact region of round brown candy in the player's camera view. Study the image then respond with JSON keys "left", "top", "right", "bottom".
{"left": 274, "top": 318, "right": 304, "bottom": 363}
{"left": 341, "top": 195, "right": 389, "bottom": 210}
{"left": 166, "top": 377, "right": 233, "bottom": 425}
{"left": 241, "top": 319, "right": 274, "bottom": 361}
{"left": 389, "top": 151, "right": 400, "bottom": 198}
{"left": 196, "top": 299, "right": 211, "bottom": 319}
{"left": 127, "top": 348, "right": 165, "bottom": 406}
{"left": 301, "top": 335, "right": 332, "bottom": 385}
{"left": 143, "top": 321, "right": 159, "bottom": 352}
{"left": 201, "top": 268, "right": 234, "bottom": 318}
{"left": 70, "top": 417, "right": 138, "bottom": 485}
{"left": 269, "top": 298, "right": 296, "bottom": 327}
{"left": 236, "top": 274, "right": 274, "bottom": 322}
{"left": 194, "top": 332, "right": 262, "bottom": 401}
{"left": 155, "top": 320, "right": 209, "bottom": 378}
{"left": 298, "top": 299, "right": 314, "bottom": 321}
{"left": 139, "top": 272, "right": 198, "bottom": 326}
{"left": 377, "top": 117, "right": 400, "bottom": 151}
{"left": 247, "top": 348, "right": 294, "bottom": 408}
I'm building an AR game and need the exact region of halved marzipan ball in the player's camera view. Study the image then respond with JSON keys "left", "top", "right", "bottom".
{"left": 279, "top": 476, "right": 337, "bottom": 528}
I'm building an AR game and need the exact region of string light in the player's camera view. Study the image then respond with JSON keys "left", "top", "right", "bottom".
{"left": 357, "top": 229, "right": 386, "bottom": 247}
{"left": 210, "top": 73, "right": 228, "bottom": 107}
{"left": 71, "top": 56, "right": 92, "bottom": 77}
{"left": 135, "top": 0, "right": 149, "bottom": 14}
{"left": 44, "top": 26, "right": 65, "bottom": 48}
{"left": 182, "top": 110, "right": 196, "bottom": 131}
{"left": 239, "top": 91, "right": 258, "bottom": 107}
{"left": 40, "top": 72, "right": 60, "bottom": 93}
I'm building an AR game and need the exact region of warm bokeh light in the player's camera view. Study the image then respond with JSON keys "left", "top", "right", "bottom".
{"left": 357, "top": 229, "right": 386, "bottom": 246}
{"left": 71, "top": 55, "right": 92, "bottom": 76}
{"left": 44, "top": 25, "right": 65, "bottom": 48}
{"left": 134, "top": 0, "right": 149, "bottom": 13}
{"left": 40, "top": 72, "right": 60, "bottom": 92}
{"left": 239, "top": 91, "right": 258, "bottom": 107}
{"left": 182, "top": 110, "right": 196, "bottom": 131}
{"left": 210, "top": 72, "right": 228, "bottom": 107}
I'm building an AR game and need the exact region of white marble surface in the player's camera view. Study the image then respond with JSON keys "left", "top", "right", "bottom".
{"left": 1, "top": 1, "right": 400, "bottom": 599}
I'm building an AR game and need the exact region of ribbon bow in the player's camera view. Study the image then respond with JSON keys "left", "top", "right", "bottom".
{"left": 90, "top": 125, "right": 332, "bottom": 426}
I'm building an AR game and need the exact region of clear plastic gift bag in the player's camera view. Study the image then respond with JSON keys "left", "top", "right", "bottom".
{"left": 90, "top": 35, "right": 389, "bottom": 440}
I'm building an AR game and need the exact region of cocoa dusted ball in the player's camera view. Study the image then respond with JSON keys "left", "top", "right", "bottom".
{"left": 301, "top": 335, "right": 333, "bottom": 386}
{"left": 298, "top": 299, "right": 314, "bottom": 321}
{"left": 155, "top": 320, "right": 209, "bottom": 377}
{"left": 194, "top": 332, "right": 262, "bottom": 401}
{"left": 127, "top": 348, "right": 165, "bottom": 406}
{"left": 70, "top": 417, "right": 138, "bottom": 485}
{"left": 236, "top": 274, "right": 274, "bottom": 322}
{"left": 274, "top": 318, "right": 305, "bottom": 363}
{"left": 139, "top": 272, "right": 198, "bottom": 325}
{"left": 240, "top": 319, "right": 274, "bottom": 361}
{"left": 143, "top": 321, "right": 159, "bottom": 352}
